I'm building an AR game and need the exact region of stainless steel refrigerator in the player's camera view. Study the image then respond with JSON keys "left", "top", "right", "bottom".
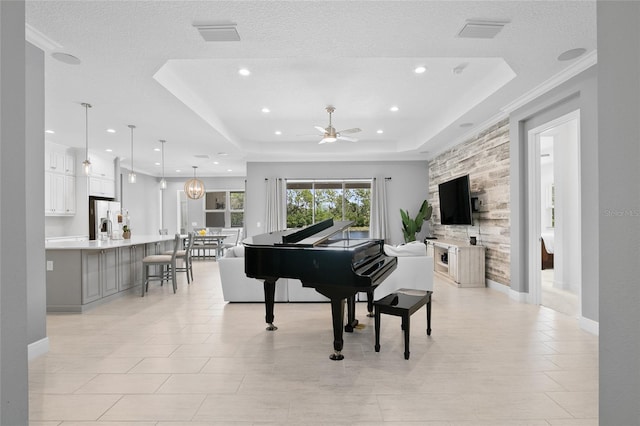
{"left": 89, "top": 197, "right": 121, "bottom": 240}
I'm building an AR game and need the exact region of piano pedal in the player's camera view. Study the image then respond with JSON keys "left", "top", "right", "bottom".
{"left": 330, "top": 351, "right": 344, "bottom": 361}
{"left": 266, "top": 323, "right": 278, "bottom": 331}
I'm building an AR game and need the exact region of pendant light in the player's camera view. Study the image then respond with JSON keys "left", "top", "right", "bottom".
{"left": 159, "top": 139, "right": 167, "bottom": 190}
{"left": 128, "top": 124, "right": 136, "bottom": 183}
{"left": 81, "top": 103, "right": 92, "bottom": 175}
{"left": 184, "top": 166, "right": 205, "bottom": 199}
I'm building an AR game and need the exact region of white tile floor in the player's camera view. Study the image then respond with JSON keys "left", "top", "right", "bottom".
{"left": 29, "top": 260, "right": 598, "bottom": 425}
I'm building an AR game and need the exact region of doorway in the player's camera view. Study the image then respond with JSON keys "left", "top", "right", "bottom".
{"left": 527, "top": 110, "right": 581, "bottom": 318}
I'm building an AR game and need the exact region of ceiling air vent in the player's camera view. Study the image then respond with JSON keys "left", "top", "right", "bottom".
{"left": 193, "top": 21, "right": 240, "bottom": 42}
{"left": 194, "top": 154, "right": 210, "bottom": 159}
{"left": 458, "top": 20, "right": 509, "bottom": 39}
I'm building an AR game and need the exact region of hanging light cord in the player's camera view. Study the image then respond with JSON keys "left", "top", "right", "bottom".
{"left": 128, "top": 125, "right": 135, "bottom": 173}
{"left": 161, "top": 140, "right": 165, "bottom": 181}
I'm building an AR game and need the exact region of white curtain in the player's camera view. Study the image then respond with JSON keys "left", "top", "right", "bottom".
{"left": 265, "top": 178, "right": 287, "bottom": 232}
{"left": 369, "top": 177, "right": 389, "bottom": 241}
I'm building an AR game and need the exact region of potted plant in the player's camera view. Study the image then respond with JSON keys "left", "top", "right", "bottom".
{"left": 122, "top": 225, "right": 131, "bottom": 239}
{"left": 400, "top": 200, "right": 432, "bottom": 243}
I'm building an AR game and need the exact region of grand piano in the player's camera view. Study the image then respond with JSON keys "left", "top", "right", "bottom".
{"left": 244, "top": 219, "right": 397, "bottom": 360}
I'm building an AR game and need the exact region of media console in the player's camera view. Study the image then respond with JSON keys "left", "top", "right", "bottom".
{"left": 425, "top": 239, "right": 485, "bottom": 287}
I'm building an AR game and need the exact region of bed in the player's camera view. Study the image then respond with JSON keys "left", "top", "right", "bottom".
{"left": 541, "top": 231, "right": 554, "bottom": 270}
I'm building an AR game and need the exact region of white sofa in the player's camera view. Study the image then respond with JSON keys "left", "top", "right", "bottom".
{"left": 373, "top": 241, "right": 434, "bottom": 299}
{"left": 218, "top": 245, "right": 328, "bottom": 302}
{"left": 218, "top": 245, "right": 288, "bottom": 302}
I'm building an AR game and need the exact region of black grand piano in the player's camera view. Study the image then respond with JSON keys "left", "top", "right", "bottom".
{"left": 243, "top": 219, "right": 397, "bottom": 360}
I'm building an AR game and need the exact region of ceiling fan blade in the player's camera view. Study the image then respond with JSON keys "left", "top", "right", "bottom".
{"left": 337, "top": 127, "right": 361, "bottom": 134}
{"left": 337, "top": 135, "right": 358, "bottom": 142}
{"left": 318, "top": 138, "right": 327, "bottom": 144}
{"left": 314, "top": 126, "right": 326, "bottom": 133}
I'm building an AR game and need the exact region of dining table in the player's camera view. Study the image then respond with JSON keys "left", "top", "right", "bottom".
{"left": 192, "top": 233, "right": 230, "bottom": 259}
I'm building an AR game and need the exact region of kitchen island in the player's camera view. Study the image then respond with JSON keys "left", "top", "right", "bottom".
{"left": 45, "top": 235, "right": 178, "bottom": 312}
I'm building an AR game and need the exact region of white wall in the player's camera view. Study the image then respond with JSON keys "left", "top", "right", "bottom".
{"left": 245, "top": 161, "right": 429, "bottom": 245}
{"left": 120, "top": 167, "right": 162, "bottom": 236}
{"left": 540, "top": 162, "right": 554, "bottom": 230}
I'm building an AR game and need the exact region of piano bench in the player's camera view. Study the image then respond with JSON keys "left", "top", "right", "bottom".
{"left": 374, "top": 289, "right": 432, "bottom": 360}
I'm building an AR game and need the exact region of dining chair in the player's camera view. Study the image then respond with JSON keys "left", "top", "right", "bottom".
{"left": 141, "top": 234, "right": 180, "bottom": 296}
{"left": 220, "top": 228, "right": 241, "bottom": 256}
{"left": 166, "top": 232, "right": 195, "bottom": 283}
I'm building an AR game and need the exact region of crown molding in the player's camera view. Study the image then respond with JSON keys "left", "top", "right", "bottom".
{"left": 25, "top": 23, "right": 62, "bottom": 52}
{"left": 501, "top": 50, "right": 598, "bottom": 114}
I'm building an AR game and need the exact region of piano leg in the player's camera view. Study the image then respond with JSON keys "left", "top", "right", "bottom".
{"left": 344, "top": 296, "right": 359, "bottom": 332}
{"left": 366, "top": 290, "right": 375, "bottom": 317}
{"left": 329, "top": 298, "right": 345, "bottom": 360}
{"left": 263, "top": 279, "right": 278, "bottom": 331}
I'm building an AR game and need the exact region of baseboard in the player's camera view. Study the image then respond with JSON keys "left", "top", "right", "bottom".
{"left": 28, "top": 337, "right": 49, "bottom": 360}
{"left": 580, "top": 316, "right": 599, "bottom": 336}
{"left": 509, "top": 288, "right": 529, "bottom": 303}
{"left": 487, "top": 278, "right": 509, "bottom": 295}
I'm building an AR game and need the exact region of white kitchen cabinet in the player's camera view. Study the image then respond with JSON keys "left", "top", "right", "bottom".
{"left": 45, "top": 143, "right": 65, "bottom": 172}
{"left": 90, "top": 155, "right": 115, "bottom": 180}
{"left": 89, "top": 176, "right": 115, "bottom": 198}
{"left": 45, "top": 142, "right": 76, "bottom": 216}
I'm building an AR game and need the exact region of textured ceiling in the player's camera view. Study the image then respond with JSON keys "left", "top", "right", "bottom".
{"left": 26, "top": 1, "right": 597, "bottom": 177}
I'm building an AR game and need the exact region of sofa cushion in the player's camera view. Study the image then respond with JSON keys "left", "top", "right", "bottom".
{"left": 225, "top": 244, "right": 245, "bottom": 258}
{"left": 384, "top": 241, "right": 427, "bottom": 257}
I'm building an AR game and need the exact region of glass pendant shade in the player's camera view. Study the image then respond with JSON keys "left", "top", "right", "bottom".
{"left": 160, "top": 178, "right": 167, "bottom": 190}
{"left": 128, "top": 124, "right": 136, "bottom": 184}
{"left": 81, "top": 103, "right": 92, "bottom": 175}
{"left": 184, "top": 166, "right": 205, "bottom": 200}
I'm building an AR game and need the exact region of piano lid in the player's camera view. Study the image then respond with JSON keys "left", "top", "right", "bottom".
{"left": 243, "top": 219, "right": 354, "bottom": 247}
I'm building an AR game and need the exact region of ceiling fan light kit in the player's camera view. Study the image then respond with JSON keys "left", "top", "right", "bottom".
{"left": 315, "top": 106, "right": 361, "bottom": 144}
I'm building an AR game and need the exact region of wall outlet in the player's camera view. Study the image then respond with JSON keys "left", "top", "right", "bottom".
{"left": 46, "top": 261, "right": 53, "bottom": 271}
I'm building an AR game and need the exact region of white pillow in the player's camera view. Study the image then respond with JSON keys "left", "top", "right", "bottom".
{"left": 232, "top": 244, "right": 245, "bottom": 258}
{"left": 384, "top": 241, "right": 427, "bottom": 257}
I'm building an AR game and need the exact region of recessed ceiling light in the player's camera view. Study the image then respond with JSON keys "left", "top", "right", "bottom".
{"left": 377, "top": 129, "right": 384, "bottom": 134}
{"left": 227, "top": 169, "right": 232, "bottom": 172}
{"left": 414, "top": 66, "right": 427, "bottom": 74}
{"left": 154, "top": 148, "right": 161, "bottom": 152}
{"left": 213, "top": 161, "right": 219, "bottom": 165}
{"left": 460, "top": 122, "right": 474, "bottom": 128}
{"left": 557, "top": 48, "right": 587, "bottom": 61}
{"left": 106, "top": 129, "right": 116, "bottom": 133}
{"left": 51, "top": 52, "right": 81, "bottom": 65}
{"left": 275, "top": 130, "right": 282, "bottom": 135}
{"left": 45, "top": 129, "right": 55, "bottom": 134}
{"left": 238, "top": 68, "right": 251, "bottom": 76}
{"left": 105, "top": 148, "right": 113, "bottom": 152}
{"left": 154, "top": 162, "right": 161, "bottom": 166}
{"left": 261, "top": 107, "right": 270, "bottom": 113}
{"left": 390, "top": 106, "right": 399, "bottom": 112}
{"left": 176, "top": 169, "right": 181, "bottom": 173}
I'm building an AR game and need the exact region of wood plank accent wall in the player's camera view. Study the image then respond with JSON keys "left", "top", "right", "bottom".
{"left": 428, "top": 119, "right": 510, "bottom": 286}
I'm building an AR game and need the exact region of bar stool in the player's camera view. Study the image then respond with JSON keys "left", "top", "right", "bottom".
{"left": 166, "top": 232, "right": 195, "bottom": 283}
{"left": 141, "top": 234, "right": 180, "bottom": 296}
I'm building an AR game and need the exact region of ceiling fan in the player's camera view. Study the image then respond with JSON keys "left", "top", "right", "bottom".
{"left": 314, "top": 106, "right": 361, "bottom": 144}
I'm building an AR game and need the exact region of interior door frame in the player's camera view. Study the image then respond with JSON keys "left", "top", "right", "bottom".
{"left": 526, "top": 109, "right": 581, "bottom": 306}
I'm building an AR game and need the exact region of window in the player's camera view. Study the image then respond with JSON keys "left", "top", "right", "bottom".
{"left": 286, "top": 180, "right": 371, "bottom": 237}
{"left": 204, "top": 190, "right": 244, "bottom": 228}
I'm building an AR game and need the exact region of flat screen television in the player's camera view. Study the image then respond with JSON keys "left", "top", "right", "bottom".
{"left": 438, "top": 174, "right": 473, "bottom": 225}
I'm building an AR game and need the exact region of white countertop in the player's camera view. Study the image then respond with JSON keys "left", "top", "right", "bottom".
{"left": 45, "top": 234, "right": 178, "bottom": 250}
